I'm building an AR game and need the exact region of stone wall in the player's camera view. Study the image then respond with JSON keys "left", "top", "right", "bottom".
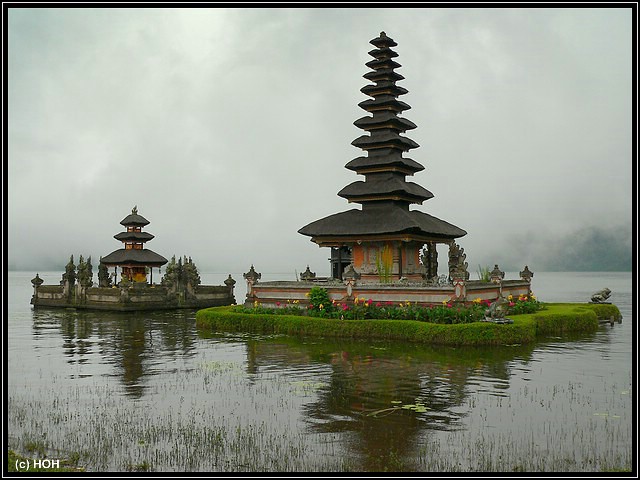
{"left": 31, "top": 281, "right": 235, "bottom": 311}
{"left": 244, "top": 273, "right": 532, "bottom": 309}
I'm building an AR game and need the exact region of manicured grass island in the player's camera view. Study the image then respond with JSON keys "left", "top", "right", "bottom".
{"left": 195, "top": 302, "right": 622, "bottom": 347}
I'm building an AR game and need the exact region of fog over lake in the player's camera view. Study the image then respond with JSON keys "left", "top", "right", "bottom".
{"left": 7, "top": 7, "right": 632, "bottom": 275}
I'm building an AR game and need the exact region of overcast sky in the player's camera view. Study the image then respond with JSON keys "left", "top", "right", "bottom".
{"left": 7, "top": 7, "right": 633, "bottom": 277}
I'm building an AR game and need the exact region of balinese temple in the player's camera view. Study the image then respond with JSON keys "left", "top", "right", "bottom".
{"left": 101, "top": 206, "right": 168, "bottom": 283}
{"left": 299, "top": 32, "right": 467, "bottom": 282}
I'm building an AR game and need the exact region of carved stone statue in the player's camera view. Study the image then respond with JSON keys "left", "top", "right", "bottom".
{"left": 484, "top": 296, "right": 512, "bottom": 323}
{"left": 591, "top": 288, "right": 611, "bottom": 303}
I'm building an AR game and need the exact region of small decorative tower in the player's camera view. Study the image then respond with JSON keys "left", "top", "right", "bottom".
{"left": 101, "top": 206, "right": 168, "bottom": 283}
{"left": 299, "top": 32, "right": 467, "bottom": 282}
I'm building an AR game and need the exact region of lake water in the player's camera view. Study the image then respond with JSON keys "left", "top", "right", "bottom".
{"left": 6, "top": 271, "right": 634, "bottom": 472}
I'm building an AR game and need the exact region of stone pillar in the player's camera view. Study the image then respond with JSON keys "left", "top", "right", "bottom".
{"left": 451, "top": 269, "right": 467, "bottom": 302}
{"left": 490, "top": 264, "right": 505, "bottom": 298}
{"left": 30, "top": 274, "right": 43, "bottom": 306}
{"left": 421, "top": 242, "right": 438, "bottom": 281}
{"left": 342, "top": 264, "right": 361, "bottom": 299}
{"left": 519, "top": 265, "right": 534, "bottom": 295}
{"left": 224, "top": 274, "right": 236, "bottom": 303}
{"left": 392, "top": 243, "right": 401, "bottom": 280}
{"left": 243, "top": 265, "right": 261, "bottom": 300}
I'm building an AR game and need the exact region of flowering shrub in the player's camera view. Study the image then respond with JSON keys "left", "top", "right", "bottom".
{"left": 505, "top": 293, "right": 541, "bottom": 315}
{"left": 306, "top": 287, "right": 333, "bottom": 317}
{"left": 236, "top": 291, "right": 543, "bottom": 324}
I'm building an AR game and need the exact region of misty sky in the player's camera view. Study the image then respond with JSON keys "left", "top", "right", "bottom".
{"left": 7, "top": 7, "right": 633, "bottom": 277}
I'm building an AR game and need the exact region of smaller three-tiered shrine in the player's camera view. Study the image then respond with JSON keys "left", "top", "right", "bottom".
{"left": 100, "top": 206, "right": 168, "bottom": 284}
{"left": 30, "top": 207, "right": 236, "bottom": 311}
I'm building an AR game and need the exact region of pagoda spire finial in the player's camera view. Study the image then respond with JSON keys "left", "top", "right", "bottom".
{"left": 132, "top": 205, "right": 138, "bottom": 215}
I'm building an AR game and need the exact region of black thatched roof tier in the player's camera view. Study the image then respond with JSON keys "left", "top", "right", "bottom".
{"left": 101, "top": 248, "right": 168, "bottom": 266}
{"left": 354, "top": 114, "right": 416, "bottom": 132}
{"left": 298, "top": 206, "right": 467, "bottom": 240}
{"left": 358, "top": 97, "right": 411, "bottom": 113}
{"left": 368, "top": 47, "right": 398, "bottom": 59}
{"left": 338, "top": 178, "right": 433, "bottom": 203}
{"left": 114, "top": 231, "right": 155, "bottom": 242}
{"left": 360, "top": 83, "right": 409, "bottom": 98}
{"left": 345, "top": 153, "right": 424, "bottom": 174}
{"left": 352, "top": 132, "right": 419, "bottom": 151}
{"left": 365, "top": 58, "right": 402, "bottom": 70}
{"left": 363, "top": 69, "right": 404, "bottom": 82}
{"left": 120, "top": 209, "right": 150, "bottom": 226}
{"left": 370, "top": 31, "right": 398, "bottom": 48}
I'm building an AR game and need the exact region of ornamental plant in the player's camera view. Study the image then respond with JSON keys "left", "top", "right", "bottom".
{"left": 306, "top": 287, "right": 334, "bottom": 317}
{"left": 477, "top": 265, "right": 491, "bottom": 282}
{"left": 237, "top": 291, "right": 542, "bottom": 324}
{"left": 375, "top": 244, "right": 394, "bottom": 283}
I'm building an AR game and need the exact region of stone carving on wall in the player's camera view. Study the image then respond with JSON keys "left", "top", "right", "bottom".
{"left": 448, "top": 242, "right": 469, "bottom": 281}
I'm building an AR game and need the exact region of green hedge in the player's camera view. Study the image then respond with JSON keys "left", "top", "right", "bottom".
{"left": 195, "top": 303, "right": 620, "bottom": 347}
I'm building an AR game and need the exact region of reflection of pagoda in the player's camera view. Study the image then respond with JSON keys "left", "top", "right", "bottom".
{"left": 299, "top": 32, "right": 467, "bottom": 282}
{"left": 101, "top": 206, "right": 168, "bottom": 283}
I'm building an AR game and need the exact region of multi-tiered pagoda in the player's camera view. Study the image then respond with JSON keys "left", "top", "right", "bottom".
{"left": 299, "top": 32, "right": 467, "bottom": 282}
{"left": 101, "top": 206, "right": 168, "bottom": 283}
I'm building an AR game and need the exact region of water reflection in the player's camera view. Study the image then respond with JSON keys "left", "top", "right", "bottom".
{"left": 31, "top": 309, "right": 199, "bottom": 398}
{"left": 239, "top": 336, "right": 543, "bottom": 471}
{"left": 26, "top": 304, "right": 621, "bottom": 472}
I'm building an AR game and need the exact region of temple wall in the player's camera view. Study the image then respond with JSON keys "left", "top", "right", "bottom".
{"left": 129, "top": 288, "right": 171, "bottom": 304}
{"left": 348, "top": 241, "right": 426, "bottom": 283}
{"left": 465, "top": 281, "right": 531, "bottom": 301}
{"left": 246, "top": 279, "right": 532, "bottom": 309}
{"left": 85, "top": 287, "right": 123, "bottom": 304}
{"left": 35, "top": 285, "right": 65, "bottom": 300}
{"left": 31, "top": 283, "right": 234, "bottom": 311}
